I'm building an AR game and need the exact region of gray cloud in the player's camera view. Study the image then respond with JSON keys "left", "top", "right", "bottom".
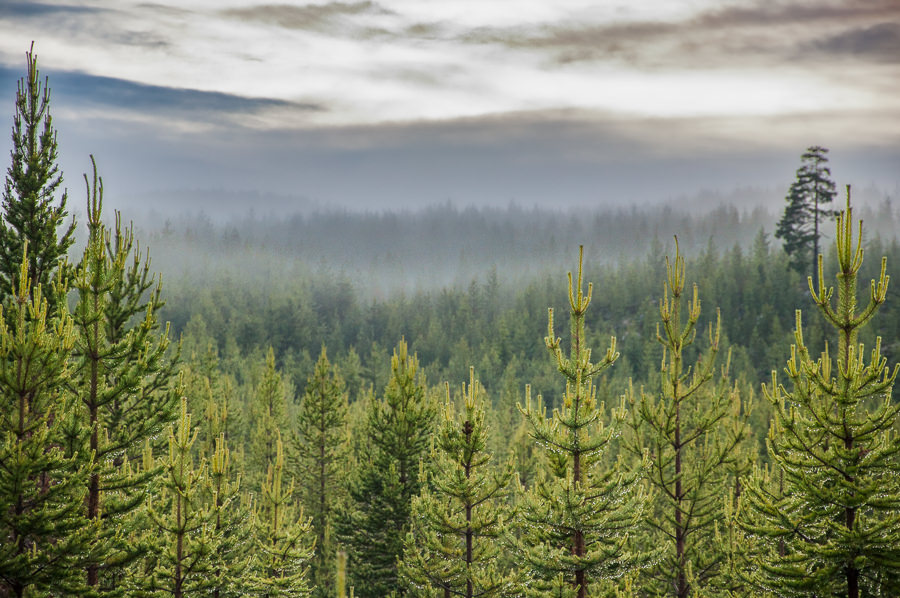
{"left": 0, "top": 3, "right": 172, "bottom": 53}
{"left": 222, "top": 2, "right": 393, "bottom": 36}
{"left": 461, "top": 1, "right": 900, "bottom": 68}
{"left": 812, "top": 22, "right": 900, "bottom": 62}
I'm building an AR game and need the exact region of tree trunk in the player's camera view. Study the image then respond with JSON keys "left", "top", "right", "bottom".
{"left": 675, "top": 401, "right": 687, "bottom": 598}
{"left": 464, "top": 420, "right": 474, "bottom": 598}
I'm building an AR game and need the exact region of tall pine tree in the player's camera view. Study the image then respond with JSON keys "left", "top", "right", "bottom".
{"left": 623, "top": 239, "right": 751, "bottom": 597}
{"left": 67, "top": 158, "right": 180, "bottom": 592}
{"left": 134, "top": 398, "right": 218, "bottom": 598}
{"left": 207, "top": 433, "right": 253, "bottom": 598}
{"left": 517, "top": 247, "right": 650, "bottom": 598}
{"left": 291, "top": 347, "right": 349, "bottom": 598}
{"left": 400, "top": 368, "right": 517, "bottom": 598}
{"left": 249, "top": 347, "right": 290, "bottom": 492}
{"left": 250, "top": 434, "right": 315, "bottom": 598}
{"left": 775, "top": 145, "right": 837, "bottom": 284}
{"left": 741, "top": 189, "right": 900, "bottom": 597}
{"left": 0, "top": 255, "right": 94, "bottom": 597}
{"left": 0, "top": 43, "right": 75, "bottom": 310}
{"left": 338, "top": 339, "right": 437, "bottom": 598}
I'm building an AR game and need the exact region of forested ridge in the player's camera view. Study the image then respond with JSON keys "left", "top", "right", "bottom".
{"left": 3, "top": 47, "right": 900, "bottom": 598}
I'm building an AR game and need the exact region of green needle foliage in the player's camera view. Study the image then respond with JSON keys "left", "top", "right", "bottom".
{"left": 250, "top": 347, "right": 290, "bottom": 493}
{"left": 184, "top": 345, "right": 240, "bottom": 460}
{"left": 207, "top": 433, "right": 253, "bottom": 598}
{"left": 400, "top": 368, "right": 516, "bottom": 598}
{"left": 338, "top": 339, "right": 437, "bottom": 598}
{"left": 291, "top": 347, "right": 349, "bottom": 598}
{"left": 67, "top": 158, "right": 181, "bottom": 593}
{"left": 251, "top": 434, "right": 315, "bottom": 598}
{"left": 741, "top": 189, "right": 900, "bottom": 598}
{"left": 624, "top": 239, "right": 751, "bottom": 597}
{"left": 0, "top": 44, "right": 75, "bottom": 312}
{"left": 0, "top": 255, "right": 94, "bottom": 597}
{"left": 135, "top": 398, "right": 218, "bottom": 597}
{"left": 517, "top": 247, "right": 650, "bottom": 598}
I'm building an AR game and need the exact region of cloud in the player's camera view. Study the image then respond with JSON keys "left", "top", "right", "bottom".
{"left": 222, "top": 2, "right": 393, "bottom": 36}
{"left": 459, "top": 0, "right": 900, "bottom": 68}
{"left": 812, "top": 22, "right": 900, "bottom": 62}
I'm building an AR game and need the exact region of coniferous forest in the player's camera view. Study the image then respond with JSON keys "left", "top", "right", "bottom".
{"left": 2, "top": 47, "right": 900, "bottom": 598}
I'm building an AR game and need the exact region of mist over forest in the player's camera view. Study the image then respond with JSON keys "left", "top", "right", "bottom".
{"left": 115, "top": 183, "right": 899, "bottom": 298}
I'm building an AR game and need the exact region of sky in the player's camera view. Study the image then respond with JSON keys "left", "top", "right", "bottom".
{"left": 0, "top": 0, "right": 899, "bottom": 213}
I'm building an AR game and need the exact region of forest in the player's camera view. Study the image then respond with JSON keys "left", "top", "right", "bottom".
{"left": 2, "top": 49, "right": 900, "bottom": 598}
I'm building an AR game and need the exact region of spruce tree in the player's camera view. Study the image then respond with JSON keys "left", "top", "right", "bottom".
{"left": 338, "top": 339, "right": 437, "bottom": 598}
{"left": 291, "top": 347, "right": 349, "bottom": 598}
{"left": 250, "top": 434, "right": 315, "bottom": 598}
{"left": 517, "top": 247, "right": 650, "bottom": 598}
{"left": 0, "top": 254, "right": 93, "bottom": 597}
{"left": 67, "top": 158, "right": 180, "bottom": 592}
{"left": 0, "top": 43, "right": 75, "bottom": 309}
{"left": 400, "top": 368, "right": 516, "bottom": 598}
{"left": 623, "top": 239, "right": 751, "bottom": 597}
{"left": 741, "top": 189, "right": 900, "bottom": 597}
{"left": 775, "top": 145, "right": 837, "bottom": 283}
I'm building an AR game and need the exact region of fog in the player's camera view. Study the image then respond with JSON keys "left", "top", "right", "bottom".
{"left": 101, "top": 185, "right": 897, "bottom": 299}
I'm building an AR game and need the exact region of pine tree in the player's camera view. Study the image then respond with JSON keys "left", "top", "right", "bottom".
{"left": 291, "top": 347, "right": 349, "bottom": 598}
{"left": 775, "top": 145, "right": 837, "bottom": 284}
{"left": 0, "top": 254, "right": 94, "bottom": 597}
{"left": 208, "top": 433, "right": 253, "bottom": 598}
{"left": 183, "top": 343, "right": 241, "bottom": 460}
{"left": 338, "top": 339, "right": 437, "bottom": 598}
{"left": 400, "top": 368, "right": 516, "bottom": 598}
{"left": 135, "top": 398, "right": 218, "bottom": 597}
{"left": 67, "top": 158, "right": 181, "bottom": 592}
{"left": 741, "top": 189, "right": 900, "bottom": 597}
{"left": 0, "top": 43, "right": 75, "bottom": 310}
{"left": 623, "top": 239, "right": 751, "bottom": 597}
{"left": 516, "top": 247, "right": 650, "bottom": 598}
{"left": 250, "top": 434, "right": 315, "bottom": 598}
{"left": 250, "top": 347, "right": 290, "bottom": 492}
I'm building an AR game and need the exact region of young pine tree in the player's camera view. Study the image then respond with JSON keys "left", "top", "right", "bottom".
{"left": 249, "top": 347, "right": 290, "bottom": 492}
{"left": 623, "top": 240, "right": 751, "bottom": 597}
{"left": 338, "top": 339, "right": 437, "bottom": 598}
{"left": 135, "top": 398, "right": 219, "bottom": 598}
{"left": 0, "top": 255, "right": 94, "bottom": 597}
{"left": 291, "top": 347, "right": 350, "bottom": 598}
{"left": 251, "top": 434, "right": 315, "bottom": 598}
{"left": 741, "top": 190, "right": 900, "bottom": 598}
{"left": 517, "top": 247, "right": 650, "bottom": 598}
{"left": 67, "top": 158, "right": 181, "bottom": 592}
{"left": 207, "top": 433, "right": 253, "bottom": 598}
{"left": 0, "top": 43, "right": 75, "bottom": 311}
{"left": 400, "top": 368, "right": 517, "bottom": 598}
